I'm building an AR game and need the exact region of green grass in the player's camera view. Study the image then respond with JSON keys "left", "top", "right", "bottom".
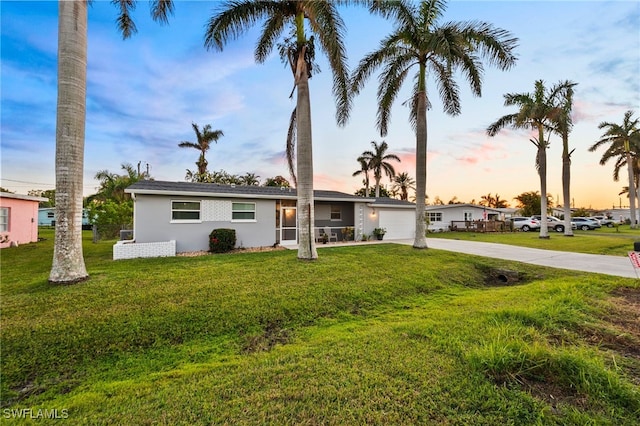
{"left": 1, "top": 229, "right": 639, "bottom": 424}
{"left": 427, "top": 225, "right": 640, "bottom": 256}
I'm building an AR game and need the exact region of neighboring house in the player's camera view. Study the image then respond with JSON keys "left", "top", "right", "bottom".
{"left": 121, "top": 180, "right": 416, "bottom": 257}
{"left": 38, "top": 207, "right": 91, "bottom": 229}
{"left": 425, "top": 204, "right": 504, "bottom": 232}
{"left": 0, "top": 192, "right": 48, "bottom": 249}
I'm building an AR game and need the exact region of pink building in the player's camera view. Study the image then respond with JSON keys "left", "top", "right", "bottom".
{"left": 0, "top": 192, "right": 47, "bottom": 249}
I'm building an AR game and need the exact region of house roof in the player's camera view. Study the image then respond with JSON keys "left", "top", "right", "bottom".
{"left": 425, "top": 203, "right": 502, "bottom": 213}
{"left": 126, "top": 180, "right": 415, "bottom": 208}
{"left": 0, "top": 192, "right": 48, "bottom": 202}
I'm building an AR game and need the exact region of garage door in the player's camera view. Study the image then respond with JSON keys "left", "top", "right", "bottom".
{"left": 379, "top": 210, "right": 415, "bottom": 240}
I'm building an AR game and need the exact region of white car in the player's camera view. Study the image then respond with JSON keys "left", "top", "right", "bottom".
{"left": 509, "top": 217, "right": 540, "bottom": 232}
{"left": 592, "top": 215, "right": 615, "bottom": 228}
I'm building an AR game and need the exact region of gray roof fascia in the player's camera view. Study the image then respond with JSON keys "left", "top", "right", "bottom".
{"left": 125, "top": 181, "right": 364, "bottom": 203}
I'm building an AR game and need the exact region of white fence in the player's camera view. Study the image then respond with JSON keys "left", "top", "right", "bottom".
{"left": 113, "top": 240, "right": 176, "bottom": 260}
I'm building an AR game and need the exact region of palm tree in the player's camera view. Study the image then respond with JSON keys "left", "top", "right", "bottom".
{"left": 50, "top": 0, "right": 174, "bottom": 284}
{"left": 552, "top": 81, "right": 578, "bottom": 236}
{"left": 358, "top": 141, "right": 400, "bottom": 197}
{"left": 352, "top": 0, "right": 517, "bottom": 248}
{"left": 205, "top": 1, "right": 351, "bottom": 260}
{"left": 352, "top": 156, "right": 372, "bottom": 197}
{"left": 391, "top": 172, "right": 415, "bottom": 201}
{"left": 89, "top": 163, "right": 142, "bottom": 204}
{"left": 479, "top": 193, "right": 508, "bottom": 208}
{"left": 241, "top": 172, "right": 261, "bottom": 186}
{"left": 589, "top": 110, "right": 640, "bottom": 228}
{"left": 487, "top": 80, "right": 574, "bottom": 239}
{"left": 178, "top": 122, "right": 224, "bottom": 182}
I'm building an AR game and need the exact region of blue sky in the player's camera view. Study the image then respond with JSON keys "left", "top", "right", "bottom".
{"left": 1, "top": 0, "right": 639, "bottom": 209}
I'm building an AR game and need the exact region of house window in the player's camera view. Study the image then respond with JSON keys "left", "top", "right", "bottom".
{"left": 464, "top": 211, "right": 473, "bottom": 221}
{"left": 47, "top": 212, "right": 55, "bottom": 218}
{"left": 232, "top": 202, "right": 256, "bottom": 221}
{"left": 330, "top": 205, "right": 341, "bottom": 221}
{"left": 171, "top": 201, "right": 201, "bottom": 221}
{"left": 428, "top": 212, "right": 442, "bottom": 222}
{"left": 0, "top": 208, "right": 8, "bottom": 232}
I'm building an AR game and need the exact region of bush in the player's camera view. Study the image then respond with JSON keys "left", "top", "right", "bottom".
{"left": 209, "top": 228, "right": 236, "bottom": 253}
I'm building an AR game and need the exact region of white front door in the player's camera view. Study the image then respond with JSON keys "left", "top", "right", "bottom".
{"left": 281, "top": 207, "right": 297, "bottom": 244}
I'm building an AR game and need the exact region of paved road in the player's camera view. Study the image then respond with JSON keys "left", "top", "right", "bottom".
{"left": 392, "top": 238, "right": 637, "bottom": 279}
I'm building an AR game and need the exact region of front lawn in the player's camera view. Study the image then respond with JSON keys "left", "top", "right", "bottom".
{"left": 427, "top": 225, "right": 640, "bottom": 256}
{"left": 1, "top": 230, "right": 638, "bottom": 424}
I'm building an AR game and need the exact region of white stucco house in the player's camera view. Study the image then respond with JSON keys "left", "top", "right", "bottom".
{"left": 425, "top": 203, "right": 505, "bottom": 232}
{"left": 116, "top": 180, "right": 416, "bottom": 259}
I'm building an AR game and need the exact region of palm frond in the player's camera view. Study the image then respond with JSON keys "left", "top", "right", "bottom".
{"left": 114, "top": 0, "right": 137, "bottom": 39}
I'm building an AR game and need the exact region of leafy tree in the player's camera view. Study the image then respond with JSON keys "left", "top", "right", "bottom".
{"left": 264, "top": 176, "right": 291, "bottom": 188}
{"left": 352, "top": 0, "right": 517, "bottom": 249}
{"left": 487, "top": 80, "right": 574, "bottom": 238}
{"left": 29, "top": 189, "right": 56, "bottom": 207}
{"left": 513, "top": 191, "right": 553, "bottom": 218}
{"left": 86, "top": 163, "right": 146, "bottom": 239}
{"left": 358, "top": 141, "right": 400, "bottom": 198}
{"left": 391, "top": 172, "right": 415, "bottom": 201}
{"left": 589, "top": 110, "right": 640, "bottom": 228}
{"left": 50, "top": 0, "right": 174, "bottom": 284}
{"left": 205, "top": 0, "right": 351, "bottom": 260}
{"left": 179, "top": 122, "right": 225, "bottom": 182}
{"left": 352, "top": 156, "right": 371, "bottom": 198}
{"left": 355, "top": 186, "right": 390, "bottom": 198}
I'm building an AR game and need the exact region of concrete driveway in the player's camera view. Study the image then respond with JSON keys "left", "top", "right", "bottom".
{"left": 393, "top": 238, "right": 637, "bottom": 279}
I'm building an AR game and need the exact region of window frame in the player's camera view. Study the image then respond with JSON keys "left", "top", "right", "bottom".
{"left": 170, "top": 200, "right": 201, "bottom": 223}
{"left": 0, "top": 207, "right": 8, "bottom": 232}
{"left": 427, "top": 212, "right": 442, "bottom": 222}
{"left": 231, "top": 202, "right": 256, "bottom": 222}
{"left": 330, "top": 205, "right": 342, "bottom": 221}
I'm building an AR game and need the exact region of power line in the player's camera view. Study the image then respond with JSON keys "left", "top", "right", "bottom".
{"left": 1, "top": 178, "right": 96, "bottom": 188}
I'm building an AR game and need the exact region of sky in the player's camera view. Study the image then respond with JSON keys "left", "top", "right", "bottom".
{"left": 1, "top": 0, "right": 639, "bottom": 210}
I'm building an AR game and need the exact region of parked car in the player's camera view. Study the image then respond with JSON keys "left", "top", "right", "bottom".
{"left": 571, "top": 217, "right": 602, "bottom": 230}
{"left": 592, "top": 215, "right": 615, "bottom": 227}
{"left": 531, "top": 215, "right": 577, "bottom": 232}
{"left": 509, "top": 217, "right": 541, "bottom": 232}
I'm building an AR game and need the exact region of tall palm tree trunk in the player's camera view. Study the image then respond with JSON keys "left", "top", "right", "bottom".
{"left": 295, "top": 56, "right": 317, "bottom": 260}
{"left": 537, "top": 127, "right": 549, "bottom": 239}
{"left": 49, "top": 0, "right": 89, "bottom": 284}
{"left": 627, "top": 149, "right": 637, "bottom": 229}
{"left": 561, "top": 134, "right": 573, "bottom": 236}
{"left": 413, "top": 86, "right": 428, "bottom": 249}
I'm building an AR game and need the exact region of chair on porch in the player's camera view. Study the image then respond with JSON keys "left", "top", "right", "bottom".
{"left": 314, "top": 228, "right": 324, "bottom": 242}
{"left": 324, "top": 227, "right": 338, "bottom": 242}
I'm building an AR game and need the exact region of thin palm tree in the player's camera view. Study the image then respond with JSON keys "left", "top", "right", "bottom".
{"left": 392, "top": 172, "right": 415, "bottom": 201}
{"left": 205, "top": 1, "right": 351, "bottom": 260}
{"left": 178, "top": 122, "right": 224, "bottom": 182}
{"left": 553, "top": 81, "right": 578, "bottom": 236}
{"left": 487, "top": 80, "right": 574, "bottom": 239}
{"left": 352, "top": 0, "right": 517, "bottom": 248}
{"left": 589, "top": 110, "right": 640, "bottom": 228}
{"left": 353, "top": 156, "right": 371, "bottom": 197}
{"left": 50, "top": 0, "right": 174, "bottom": 284}
{"left": 359, "top": 141, "right": 400, "bottom": 198}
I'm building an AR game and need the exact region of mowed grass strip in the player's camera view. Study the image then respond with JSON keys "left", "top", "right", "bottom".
{"left": 427, "top": 225, "right": 640, "bottom": 256}
{"left": 1, "top": 230, "right": 638, "bottom": 424}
